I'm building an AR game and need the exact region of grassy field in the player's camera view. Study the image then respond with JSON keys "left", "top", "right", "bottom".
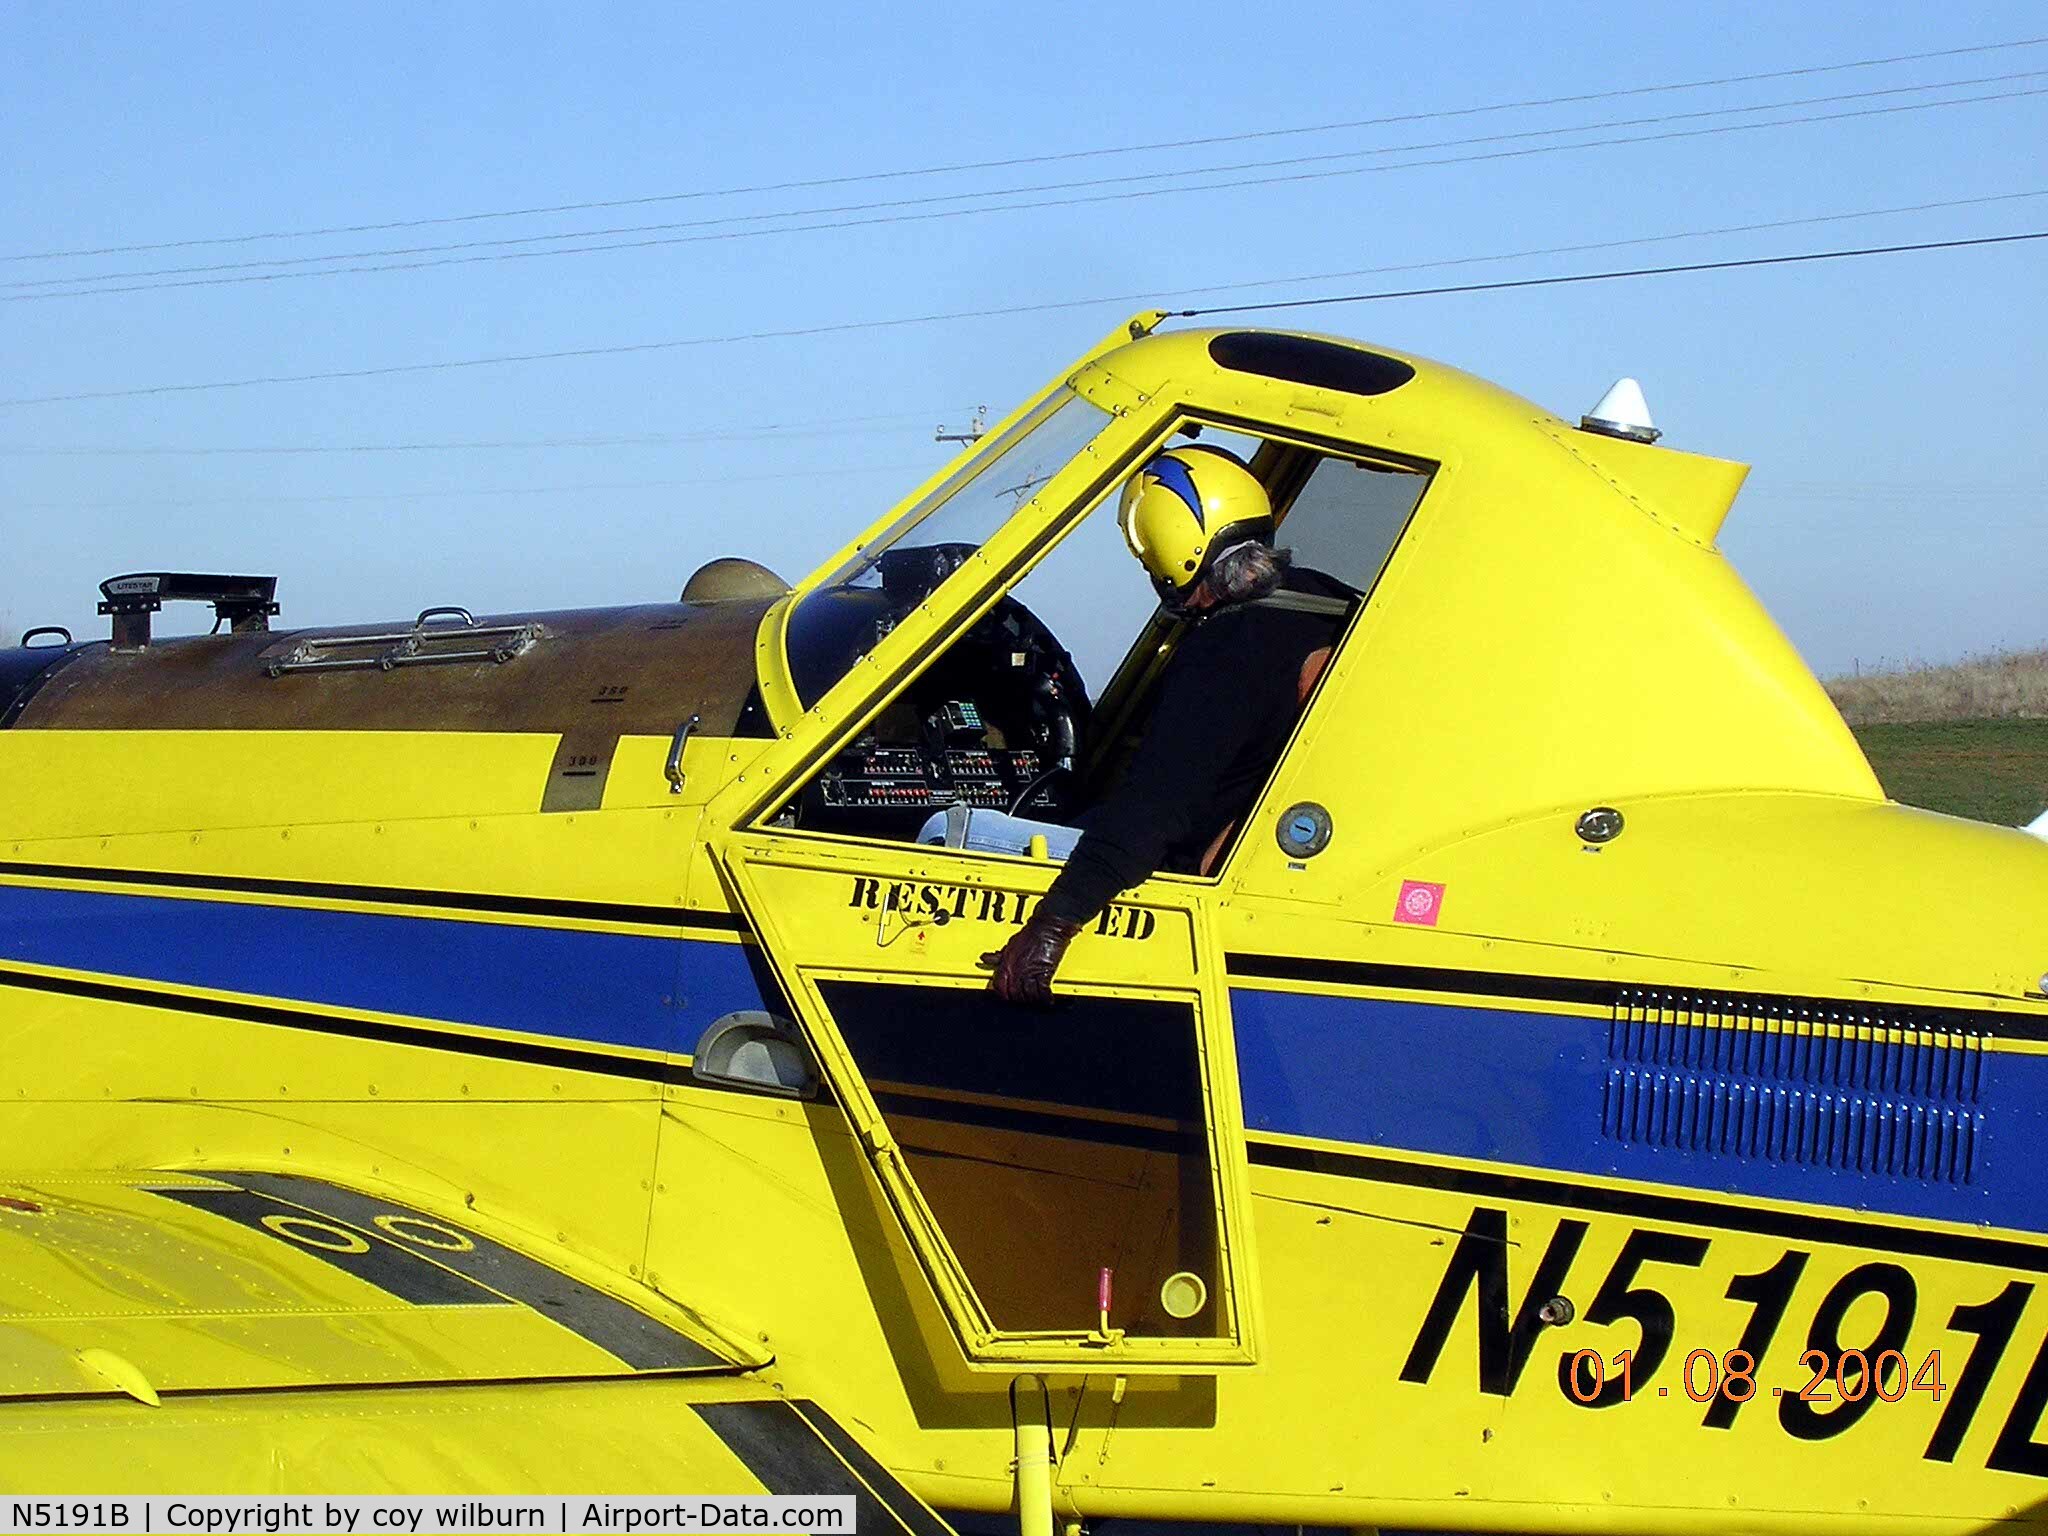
{"left": 1828, "top": 647, "right": 2048, "bottom": 725}
{"left": 1824, "top": 647, "right": 2048, "bottom": 826}
{"left": 1849, "top": 719, "right": 2048, "bottom": 827}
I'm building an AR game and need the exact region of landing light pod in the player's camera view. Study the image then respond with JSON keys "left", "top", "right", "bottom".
{"left": 1581, "top": 377, "right": 1661, "bottom": 444}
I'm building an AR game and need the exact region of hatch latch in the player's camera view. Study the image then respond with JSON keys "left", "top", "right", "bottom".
{"left": 264, "top": 606, "right": 540, "bottom": 677}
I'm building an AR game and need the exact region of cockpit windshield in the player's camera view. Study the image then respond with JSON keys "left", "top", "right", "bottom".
{"left": 784, "top": 390, "right": 1111, "bottom": 707}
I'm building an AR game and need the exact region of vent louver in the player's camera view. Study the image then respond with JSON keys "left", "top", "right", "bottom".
{"left": 1601, "top": 989, "right": 1985, "bottom": 1185}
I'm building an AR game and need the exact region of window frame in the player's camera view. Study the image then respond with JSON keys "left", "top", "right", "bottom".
{"left": 733, "top": 404, "right": 1436, "bottom": 885}
{"left": 1079, "top": 411, "right": 1437, "bottom": 889}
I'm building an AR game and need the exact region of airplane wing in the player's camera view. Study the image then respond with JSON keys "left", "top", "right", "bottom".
{"left": 0, "top": 1168, "right": 750, "bottom": 1395}
{"left": 0, "top": 1169, "right": 952, "bottom": 1528}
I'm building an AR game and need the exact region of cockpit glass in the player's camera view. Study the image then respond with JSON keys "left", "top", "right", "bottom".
{"left": 785, "top": 390, "right": 1111, "bottom": 705}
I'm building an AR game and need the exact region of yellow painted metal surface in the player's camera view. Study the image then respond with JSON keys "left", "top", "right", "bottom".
{"left": 0, "top": 1171, "right": 743, "bottom": 1398}
{"left": 0, "top": 731, "right": 562, "bottom": 840}
{"left": 6, "top": 1373, "right": 957, "bottom": 1532}
{"left": 0, "top": 315, "right": 2043, "bottom": 1530}
{"left": 5, "top": 1380, "right": 771, "bottom": 1494}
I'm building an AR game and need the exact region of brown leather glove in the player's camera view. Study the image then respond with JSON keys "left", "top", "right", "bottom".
{"left": 981, "top": 913, "right": 1082, "bottom": 1006}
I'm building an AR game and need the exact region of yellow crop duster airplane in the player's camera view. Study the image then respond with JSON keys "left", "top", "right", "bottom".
{"left": 3, "top": 313, "right": 2046, "bottom": 1534}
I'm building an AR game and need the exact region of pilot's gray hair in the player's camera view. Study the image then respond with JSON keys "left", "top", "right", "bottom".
{"left": 1207, "top": 541, "right": 1292, "bottom": 606}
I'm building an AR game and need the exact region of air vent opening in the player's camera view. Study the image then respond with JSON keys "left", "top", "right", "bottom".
{"left": 1207, "top": 332, "right": 1415, "bottom": 399}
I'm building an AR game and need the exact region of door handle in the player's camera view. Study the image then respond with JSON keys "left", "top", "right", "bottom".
{"left": 665, "top": 713, "right": 701, "bottom": 795}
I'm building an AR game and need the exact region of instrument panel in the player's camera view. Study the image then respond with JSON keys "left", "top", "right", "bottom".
{"left": 815, "top": 739, "right": 1064, "bottom": 820}
{"left": 793, "top": 569, "right": 1091, "bottom": 840}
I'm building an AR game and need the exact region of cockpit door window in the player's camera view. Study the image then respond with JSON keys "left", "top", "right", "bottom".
{"left": 715, "top": 835, "right": 1258, "bottom": 1371}
{"left": 1264, "top": 450, "right": 1431, "bottom": 596}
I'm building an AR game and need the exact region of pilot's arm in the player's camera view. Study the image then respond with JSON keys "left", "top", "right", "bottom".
{"left": 984, "top": 616, "right": 1282, "bottom": 1004}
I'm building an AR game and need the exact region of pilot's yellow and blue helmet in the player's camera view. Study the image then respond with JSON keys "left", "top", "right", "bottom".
{"left": 1117, "top": 446, "right": 1275, "bottom": 600}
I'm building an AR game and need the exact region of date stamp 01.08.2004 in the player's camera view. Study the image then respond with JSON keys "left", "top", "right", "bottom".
{"left": 1566, "top": 1346, "right": 1945, "bottom": 1411}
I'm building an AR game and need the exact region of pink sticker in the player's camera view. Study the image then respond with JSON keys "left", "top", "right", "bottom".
{"left": 1395, "top": 880, "right": 1446, "bottom": 927}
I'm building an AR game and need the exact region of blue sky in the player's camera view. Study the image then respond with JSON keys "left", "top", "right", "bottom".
{"left": 2, "top": 2, "right": 2043, "bottom": 675}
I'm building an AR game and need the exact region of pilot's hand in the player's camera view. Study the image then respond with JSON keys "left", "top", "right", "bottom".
{"left": 980, "top": 913, "right": 1082, "bottom": 1007}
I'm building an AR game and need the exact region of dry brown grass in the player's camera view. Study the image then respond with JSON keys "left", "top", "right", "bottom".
{"left": 1826, "top": 647, "right": 2048, "bottom": 725}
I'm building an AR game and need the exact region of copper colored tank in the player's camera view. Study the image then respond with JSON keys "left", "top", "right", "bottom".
{"left": 11, "top": 599, "right": 776, "bottom": 811}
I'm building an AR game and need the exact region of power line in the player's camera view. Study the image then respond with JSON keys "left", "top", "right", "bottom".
{"left": 3, "top": 218, "right": 2039, "bottom": 411}
{"left": 12, "top": 80, "right": 2046, "bottom": 304}
{"left": 1159, "top": 191, "right": 2048, "bottom": 302}
{"left": 1750, "top": 487, "right": 2041, "bottom": 500}
{"left": 19, "top": 465, "right": 2032, "bottom": 521}
{"left": 4, "top": 187, "right": 2037, "bottom": 426}
{"left": 1757, "top": 494, "right": 2040, "bottom": 504}
{"left": 1761, "top": 479, "right": 2044, "bottom": 492}
{"left": 7, "top": 188, "right": 2036, "bottom": 452}
{"left": 12, "top": 70, "right": 2040, "bottom": 295}
{"left": 1178, "top": 230, "right": 2048, "bottom": 318}
{"left": 9, "top": 461, "right": 935, "bottom": 514}
{"left": 0, "top": 411, "right": 963, "bottom": 456}
{"left": 6, "top": 34, "right": 2044, "bottom": 265}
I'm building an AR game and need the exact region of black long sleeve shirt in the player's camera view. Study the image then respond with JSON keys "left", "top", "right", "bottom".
{"left": 1040, "top": 566, "right": 1354, "bottom": 926}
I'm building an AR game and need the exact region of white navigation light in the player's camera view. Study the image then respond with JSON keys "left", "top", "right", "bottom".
{"left": 1581, "top": 377, "right": 1661, "bottom": 444}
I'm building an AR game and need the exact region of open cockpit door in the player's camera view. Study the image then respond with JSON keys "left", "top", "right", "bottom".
{"left": 717, "top": 833, "right": 1258, "bottom": 1371}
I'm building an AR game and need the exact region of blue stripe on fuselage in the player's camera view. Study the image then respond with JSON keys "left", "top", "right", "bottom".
{"left": 1231, "top": 984, "right": 2048, "bottom": 1235}
{"left": 0, "top": 882, "right": 768, "bottom": 1055}
{"left": 16, "top": 874, "right": 2030, "bottom": 1238}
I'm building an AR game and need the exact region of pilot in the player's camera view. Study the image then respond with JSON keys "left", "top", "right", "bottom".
{"left": 984, "top": 445, "right": 1355, "bottom": 1005}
